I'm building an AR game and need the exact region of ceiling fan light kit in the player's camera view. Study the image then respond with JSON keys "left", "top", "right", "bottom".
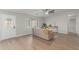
{"left": 43, "top": 9, "right": 55, "bottom": 15}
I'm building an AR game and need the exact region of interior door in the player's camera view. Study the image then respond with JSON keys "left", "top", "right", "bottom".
{"left": 3, "top": 15, "right": 16, "bottom": 39}
{"left": 68, "top": 16, "right": 76, "bottom": 34}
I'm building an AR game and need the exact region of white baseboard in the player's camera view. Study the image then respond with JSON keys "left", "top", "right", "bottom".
{"left": 0, "top": 33, "right": 32, "bottom": 41}
{"left": 0, "top": 35, "right": 16, "bottom": 41}
{"left": 15, "top": 33, "right": 32, "bottom": 37}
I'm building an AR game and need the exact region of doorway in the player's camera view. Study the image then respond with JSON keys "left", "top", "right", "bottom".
{"left": 68, "top": 15, "right": 76, "bottom": 35}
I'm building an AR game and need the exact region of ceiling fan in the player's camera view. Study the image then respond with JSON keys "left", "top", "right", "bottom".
{"left": 43, "top": 9, "right": 55, "bottom": 15}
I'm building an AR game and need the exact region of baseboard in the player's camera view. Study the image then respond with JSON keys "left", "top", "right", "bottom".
{"left": 0, "top": 34, "right": 16, "bottom": 40}
{"left": 16, "top": 34, "right": 27, "bottom": 37}
{"left": 0, "top": 33, "right": 32, "bottom": 41}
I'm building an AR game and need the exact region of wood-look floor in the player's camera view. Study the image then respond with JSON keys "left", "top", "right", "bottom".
{"left": 0, "top": 33, "right": 79, "bottom": 50}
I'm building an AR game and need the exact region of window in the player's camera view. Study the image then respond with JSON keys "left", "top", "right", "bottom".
{"left": 26, "top": 19, "right": 38, "bottom": 29}
{"left": 31, "top": 20, "right": 38, "bottom": 28}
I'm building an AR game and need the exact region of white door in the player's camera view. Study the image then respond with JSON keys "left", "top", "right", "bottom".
{"left": 68, "top": 16, "right": 76, "bottom": 34}
{"left": 2, "top": 15, "right": 16, "bottom": 39}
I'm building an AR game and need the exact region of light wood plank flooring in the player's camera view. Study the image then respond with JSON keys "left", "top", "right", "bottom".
{"left": 0, "top": 33, "right": 79, "bottom": 50}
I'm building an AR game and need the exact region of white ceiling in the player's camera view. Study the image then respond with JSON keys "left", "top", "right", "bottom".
{"left": 1, "top": 9, "right": 79, "bottom": 17}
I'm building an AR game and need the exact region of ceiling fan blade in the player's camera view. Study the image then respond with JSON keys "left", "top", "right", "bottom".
{"left": 42, "top": 9, "right": 55, "bottom": 15}
{"left": 49, "top": 10, "right": 55, "bottom": 13}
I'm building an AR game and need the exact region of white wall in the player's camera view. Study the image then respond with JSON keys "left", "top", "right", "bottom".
{"left": 45, "top": 13, "right": 68, "bottom": 34}
{"left": 0, "top": 10, "right": 44, "bottom": 37}
{"left": 16, "top": 14, "right": 44, "bottom": 36}
{"left": 16, "top": 14, "right": 29, "bottom": 36}
{"left": 0, "top": 10, "right": 79, "bottom": 36}
{"left": 44, "top": 10, "right": 79, "bottom": 35}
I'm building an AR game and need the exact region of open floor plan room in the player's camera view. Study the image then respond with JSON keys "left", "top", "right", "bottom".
{"left": 0, "top": 9, "right": 79, "bottom": 50}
